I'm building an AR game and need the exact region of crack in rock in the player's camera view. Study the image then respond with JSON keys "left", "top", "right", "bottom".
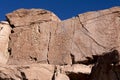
{"left": 47, "top": 31, "right": 51, "bottom": 64}
{"left": 77, "top": 15, "right": 106, "bottom": 49}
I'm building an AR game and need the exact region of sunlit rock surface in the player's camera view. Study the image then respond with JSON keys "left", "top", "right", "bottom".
{"left": 0, "top": 7, "right": 119, "bottom": 80}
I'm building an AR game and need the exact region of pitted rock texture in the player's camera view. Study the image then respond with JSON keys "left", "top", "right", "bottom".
{"left": 7, "top": 22, "right": 52, "bottom": 64}
{"left": 0, "top": 6, "right": 120, "bottom": 80}
{"left": 0, "top": 21, "right": 11, "bottom": 64}
{"left": 48, "top": 6, "right": 120, "bottom": 64}
{"left": 68, "top": 7, "right": 120, "bottom": 63}
{"left": 6, "top": 9, "right": 61, "bottom": 65}
{"left": 6, "top": 7, "right": 120, "bottom": 65}
{"left": 6, "top": 8, "right": 61, "bottom": 27}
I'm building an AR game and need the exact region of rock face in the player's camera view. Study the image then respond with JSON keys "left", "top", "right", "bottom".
{"left": 0, "top": 7, "right": 119, "bottom": 80}
{"left": 0, "top": 21, "right": 11, "bottom": 64}
{"left": 48, "top": 6, "right": 120, "bottom": 64}
{"left": 6, "top": 9, "right": 61, "bottom": 64}
{"left": 6, "top": 7, "right": 120, "bottom": 65}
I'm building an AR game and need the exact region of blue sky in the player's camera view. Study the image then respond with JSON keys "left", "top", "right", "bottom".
{"left": 0, "top": 0, "right": 119, "bottom": 21}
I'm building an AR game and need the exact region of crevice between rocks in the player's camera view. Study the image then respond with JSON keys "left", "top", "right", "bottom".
{"left": 70, "top": 53, "right": 75, "bottom": 64}
{"left": 6, "top": 17, "right": 15, "bottom": 29}
{"left": 8, "top": 48, "right": 12, "bottom": 56}
{"left": 47, "top": 31, "right": 51, "bottom": 64}
{"left": 20, "top": 72, "right": 28, "bottom": 80}
{"left": 52, "top": 66, "right": 57, "bottom": 80}
{"left": 77, "top": 15, "right": 90, "bottom": 33}
{"left": 77, "top": 15, "right": 106, "bottom": 49}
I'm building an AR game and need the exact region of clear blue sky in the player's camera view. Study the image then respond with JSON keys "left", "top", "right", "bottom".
{"left": 0, "top": 0, "right": 120, "bottom": 21}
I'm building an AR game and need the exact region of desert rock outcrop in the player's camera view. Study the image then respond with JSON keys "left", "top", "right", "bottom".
{"left": 0, "top": 7, "right": 119, "bottom": 80}
{"left": 6, "top": 7, "right": 120, "bottom": 65}
{"left": 6, "top": 9, "right": 61, "bottom": 65}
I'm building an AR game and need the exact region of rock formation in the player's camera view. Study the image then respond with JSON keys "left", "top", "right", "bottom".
{"left": 0, "top": 63, "right": 92, "bottom": 80}
{"left": 6, "top": 9, "right": 61, "bottom": 64}
{"left": 0, "top": 21, "right": 11, "bottom": 64}
{"left": 6, "top": 7, "right": 120, "bottom": 65}
{"left": 0, "top": 7, "right": 119, "bottom": 80}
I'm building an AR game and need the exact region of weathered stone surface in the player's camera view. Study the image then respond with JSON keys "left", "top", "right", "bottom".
{"left": 0, "top": 63, "right": 93, "bottom": 80}
{"left": 48, "top": 21, "right": 73, "bottom": 65}
{"left": 0, "top": 51, "right": 120, "bottom": 80}
{"left": 48, "top": 7, "right": 120, "bottom": 65}
{"left": 6, "top": 9, "right": 61, "bottom": 65}
{"left": 0, "top": 6, "right": 120, "bottom": 80}
{"left": 6, "top": 8, "right": 61, "bottom": 27}
{"left": 70, "top": 6, "right": 120, "bottom": 63}
{"left": 0, "top": 21, "right": 11, "bottom": 64}
{"left": 7, "top": 22, "right": 52, "bottom": 64}
{"left": 6, "top": 7, "right": 120, "bottom": 65}
{"left": 0, "top": 64, "right": 55, "bottom": 80}
{"left": 61, "top": 64, "right": 92, "bottom": 74}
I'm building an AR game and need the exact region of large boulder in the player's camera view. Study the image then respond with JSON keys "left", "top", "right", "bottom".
{"left": 6, "top": 9, "right": 61, "bottom": 65}
{"left": 0, "top": 21, "right": 11, "bottom": 64}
